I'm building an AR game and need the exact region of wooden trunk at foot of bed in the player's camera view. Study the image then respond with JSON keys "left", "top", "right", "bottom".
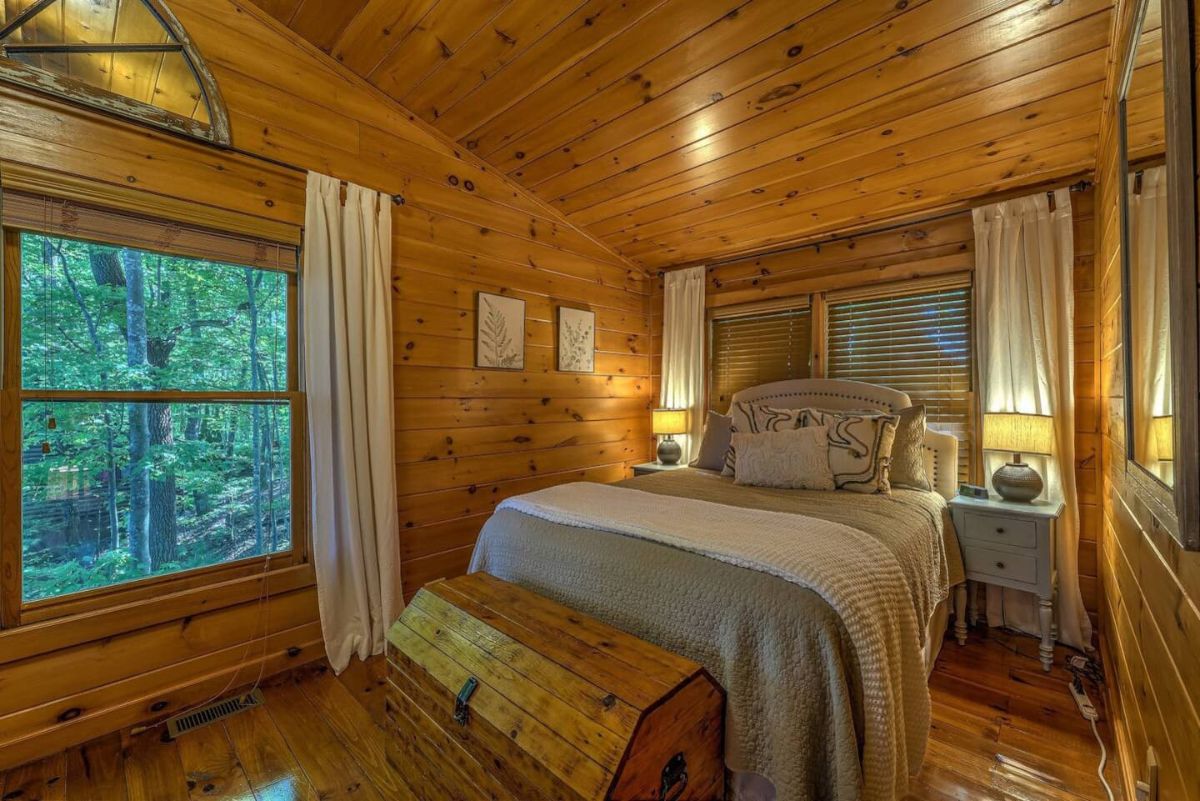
{"left": 385, "top": 572, "right": 725, "bottom": 801}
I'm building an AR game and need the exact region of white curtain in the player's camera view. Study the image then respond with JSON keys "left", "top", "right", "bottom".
{"left": 972, "top": 188, "right": 1092, "bottom": 650}
{"left": 1129, "top": 167, "right": 1173, "bottom": 468}
{"left": 660, "top": 266, "right": 706, "bottom": 461}
{"left": 303, "top": 172, "right": 402, "bottom": 673}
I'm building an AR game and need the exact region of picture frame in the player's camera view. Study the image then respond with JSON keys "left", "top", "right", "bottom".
{"left": 475, "top": 292, "right": 525, "bottom": 370}
{"left": 557, "top": 306, "right": 595, "bottom": 373}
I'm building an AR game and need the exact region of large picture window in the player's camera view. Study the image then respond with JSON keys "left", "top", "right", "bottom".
{"left": 1, "top": 191, "right": 302, "bottom": 619}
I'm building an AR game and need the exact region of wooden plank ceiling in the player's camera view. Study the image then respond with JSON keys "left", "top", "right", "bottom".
{"left": 247, "top": 0, "right": 1114, "bottom": 269}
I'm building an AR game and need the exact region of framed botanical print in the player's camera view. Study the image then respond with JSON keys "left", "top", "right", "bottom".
{"left": 476, "top": 292, "right": 525, "bottom": 370}
{"left": 557, "top": 306, "right": 595, "bottom": 373}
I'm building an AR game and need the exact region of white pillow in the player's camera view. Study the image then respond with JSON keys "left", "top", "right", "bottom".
{"left": 731, "top": 427, "right": 836, "bottom": 491}
{"left": 798, "top": 408, "right": 898, "bottom": 493}
{"left": 721, "top": 401, "right": 804, "bottom": 476}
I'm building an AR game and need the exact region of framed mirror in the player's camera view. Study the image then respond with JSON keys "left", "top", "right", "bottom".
{"left": 1118, "top": 0, "right": 1200, "bottom": 549}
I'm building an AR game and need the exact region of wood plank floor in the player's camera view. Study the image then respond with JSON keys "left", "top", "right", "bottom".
{"left": 0, "top": 628, "right": 1121, "bottom": 801}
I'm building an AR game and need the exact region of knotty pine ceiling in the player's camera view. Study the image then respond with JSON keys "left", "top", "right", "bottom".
{"left": 248, "top": 0, "right": 1116, "bottom": 269}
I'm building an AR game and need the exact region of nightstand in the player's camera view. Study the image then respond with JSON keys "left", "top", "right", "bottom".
{"left": 632, "top": 461, "right": 689, "bottom": 477}
{"left": 948, "top": 494, "right": 1065, "bottom": 671}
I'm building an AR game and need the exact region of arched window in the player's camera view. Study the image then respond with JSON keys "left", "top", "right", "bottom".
{"left": 0, "top": 0, "right": 229, "bottom": 145}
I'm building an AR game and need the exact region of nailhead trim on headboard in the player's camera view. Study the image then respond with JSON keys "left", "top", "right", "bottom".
{"left": 748, "top": 391, "right": 902, "bottom": 411}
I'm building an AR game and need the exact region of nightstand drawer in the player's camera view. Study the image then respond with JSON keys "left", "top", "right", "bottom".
{"left": 963, "top": 544, "right": 1038, "bottom": 586}
{"left": 957, "top": 510, "right": 1038, "bottom": 549}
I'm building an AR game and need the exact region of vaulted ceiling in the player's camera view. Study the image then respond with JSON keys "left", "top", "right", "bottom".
{"left": 248, "top": 0, "right": 1119, "bottom": 269}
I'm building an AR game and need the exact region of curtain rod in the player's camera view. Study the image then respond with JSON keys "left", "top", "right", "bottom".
{"left": 223, "top": 142, "right": 406, "bottom": 205}
{"left": 661, "top": 177, "right": 1095, "bottom": 275}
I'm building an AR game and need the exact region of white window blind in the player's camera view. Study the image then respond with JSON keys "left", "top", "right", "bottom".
{"left": 710, "top": 308, "right": 811, "bottom": 413}
{"left": 826, "top": 285, "right": 974, "bottom": 482}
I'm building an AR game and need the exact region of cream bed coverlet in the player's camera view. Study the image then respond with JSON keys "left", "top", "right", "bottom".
{"left": 497, "top": 482, "right": 939, "bottom": 801}
{"left": 469, "top": 469, "right": 960, "bottom": 801}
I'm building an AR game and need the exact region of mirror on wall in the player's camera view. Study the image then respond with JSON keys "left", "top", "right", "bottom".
{"left": 1121, "top": 0, "right": 1171, "bottom": 487}
{"left": 1118, "top": 0, "right": 1200, "bottom": 549}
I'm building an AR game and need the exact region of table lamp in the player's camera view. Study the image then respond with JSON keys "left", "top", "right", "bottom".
{"left": 982, "top": 412, "right": 1054, "bottom": 502}
{"left": 652, "top": 408, "right": 688, "bottom": 465}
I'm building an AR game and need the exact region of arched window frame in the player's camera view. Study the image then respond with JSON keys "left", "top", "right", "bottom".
{"left": 0, "top": 0, "right": 230, "bottom": 146}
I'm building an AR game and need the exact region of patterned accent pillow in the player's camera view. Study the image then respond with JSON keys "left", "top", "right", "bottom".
{"left": 732, "top": 427, "right": 836, "bottom": 490}
{"left": 798, "top": 408, "right": 899, "bottom": 493}
{"left": 721, "top": 402, "right": 804, "bottom": 476}
{"left": 889, "top": 405, "right": 931, "bottom": 491}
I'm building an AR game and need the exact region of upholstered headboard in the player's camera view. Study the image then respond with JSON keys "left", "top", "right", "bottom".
{"left": 728, "top": 378, "right": 960, "bottom": 500}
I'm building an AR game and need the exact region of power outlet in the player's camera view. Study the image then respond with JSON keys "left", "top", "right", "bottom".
{"left": 1069, "top": 677, "right": 1098, "bottom": 721}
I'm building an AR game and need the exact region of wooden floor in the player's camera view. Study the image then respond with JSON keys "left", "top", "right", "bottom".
{"left": 0, "top": 628, "right": 1121, "bottom": 801}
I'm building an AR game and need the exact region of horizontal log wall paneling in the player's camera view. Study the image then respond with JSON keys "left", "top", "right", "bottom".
{"left": 255, "top": 0, "right": 1116, "bottom": 268}
{"left": 0, "top": 0, "right": 652, "bottom": 769}
{"left": 1095, "top": 0, "right": 1200, "bottom": 798}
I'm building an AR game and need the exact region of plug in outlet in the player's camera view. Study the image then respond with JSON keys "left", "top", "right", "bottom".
{"left": 1069, "top": 677, "right": 1098, "bottom": 721}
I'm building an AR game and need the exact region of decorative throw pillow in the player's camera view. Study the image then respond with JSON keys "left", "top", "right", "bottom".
{"left": 690, "top": 410, "right": 733, "bottom": 471}
{"left": 889, "top": 405, "right": 931, "bottom": 491}
{"left": 721, "top": 402, "right": 804, "bottom": 476}
{"left": 798, "top": 408, "right": 899, "bottom": 493}
{"left": 732, "top": 427, "right": 836, "bottom": 490}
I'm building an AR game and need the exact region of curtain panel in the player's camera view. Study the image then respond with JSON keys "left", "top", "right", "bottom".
{"left": 303, "top": 172, "right": 402, "bottom": 672}
{"left": 661, "top": 266, "right": 706, "bottom": 462}
{"left": 972, "top": 187, "right": 1092, "bottom": 650}
{"left": 1129, "top": 166, "right": 1173, "bottom": 465}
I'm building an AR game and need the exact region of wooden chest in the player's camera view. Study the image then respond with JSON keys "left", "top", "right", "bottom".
{"left": 385, "top": 572, "right": 725, "bottom": 801}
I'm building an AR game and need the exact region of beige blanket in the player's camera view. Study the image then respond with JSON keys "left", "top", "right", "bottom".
{"left": 469, "top": 469, "right": 963, "bottom": 801}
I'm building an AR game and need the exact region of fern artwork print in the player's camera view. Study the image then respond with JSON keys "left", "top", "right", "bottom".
{"left": 557, "top": 307, "right": 595, "bottom": 373}
{"left": 476, "top": 291, "right": 525, "bottom": 370}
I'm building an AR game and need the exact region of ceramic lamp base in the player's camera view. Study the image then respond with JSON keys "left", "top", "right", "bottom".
{"left": 657, "top": 437, "right": 682, "bottom": 465}
{"left": 992, "top": 461, "right": 1044, "bottom": 502}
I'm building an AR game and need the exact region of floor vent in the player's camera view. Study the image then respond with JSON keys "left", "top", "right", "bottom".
{"left": 165, "top": 688, "right": 265, "bottom": 740}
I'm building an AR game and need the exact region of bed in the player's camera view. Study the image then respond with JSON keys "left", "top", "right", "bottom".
{"left": 468, "top": 379, "right": 966, "bottom": 801}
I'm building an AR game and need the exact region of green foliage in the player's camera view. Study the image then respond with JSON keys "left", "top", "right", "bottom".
{"left": 19, "top": 233, "right": 292, "bottom": 603}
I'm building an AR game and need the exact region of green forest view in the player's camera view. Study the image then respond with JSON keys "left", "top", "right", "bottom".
{"left": 20, "top": 232, "right": 292, "bottom": 602}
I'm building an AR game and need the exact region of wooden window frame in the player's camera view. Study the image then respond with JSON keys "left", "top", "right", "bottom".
{"left": 707, "top": 296, "right": 813, "bottom": 413}
{"left": 703, "top": 275, "right": 978, "bottom": 481}
{"left": 823, "top": 273, "right": 977, "bottom": 482}
{"left": 0, "top": 202, "right": 308, "bottom": 629}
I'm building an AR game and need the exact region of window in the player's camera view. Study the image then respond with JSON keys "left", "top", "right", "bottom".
{"left": 1, "top": 191, "right": 301, "bottom": 616}
{"left": 0, "top": 0, "right": 229, "bottom": 144}
{"left": 710, "top": 306, "right": 811, "bottom": 413}
{"left": 826, "top": 281, "right": 974, "bottom": 481}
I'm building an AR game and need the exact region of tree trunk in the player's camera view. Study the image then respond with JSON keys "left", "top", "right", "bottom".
{"left": 147, "top": 402, "right": 177, "bottom": 567}
{"left": 246, "top": 269, "right": 264, "bottom": 553}
{"left": 122, "top": 249, "right": 150, "bottom": 571}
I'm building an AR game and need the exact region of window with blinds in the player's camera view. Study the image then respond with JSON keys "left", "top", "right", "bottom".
{"left": 826, "top": 285, "right": 974, "bottom": 482}
{"left": 710, "top": 308, "right": 812, "bottom": 413}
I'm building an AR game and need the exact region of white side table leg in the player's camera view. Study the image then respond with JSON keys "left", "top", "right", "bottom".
{"left": 1038, "top": 595, "right": 1054, "bottom": 671}
{"left": 954, "top": 583, "right": 968, "bottom": 645}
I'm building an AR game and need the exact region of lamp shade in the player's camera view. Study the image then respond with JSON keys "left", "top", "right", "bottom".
{"left": 652, "top": 408, "right": 689, "bottom": 436}
{"left": 1153, "top": 415, "right": 1175, "bottom": 461}
{"left": 982, "top": 413, "right": 1054, "bottom": 456}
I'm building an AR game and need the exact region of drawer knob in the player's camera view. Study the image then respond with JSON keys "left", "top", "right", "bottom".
{"left": 995, "top": 561, "right": 1006, "bottom": 570}
{"left": 996, "top": 527, "right": 1005, "bottom": 534}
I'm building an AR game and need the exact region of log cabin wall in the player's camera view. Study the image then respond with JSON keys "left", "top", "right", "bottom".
{"left": 0, "top": 0, "right": 652, "bottom": 769}
{"left": 651, "top": 196, "right": 1102, "bottom": 625}
{"left": 1095, "top": 1, "right": 1200, "bottom": 798}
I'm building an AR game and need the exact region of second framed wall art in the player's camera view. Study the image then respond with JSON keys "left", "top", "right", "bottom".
{"left": 557, "top": 306, "right": 595, "bottom": 373}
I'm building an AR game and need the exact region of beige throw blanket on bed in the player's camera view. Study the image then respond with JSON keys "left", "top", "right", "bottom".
{"left": 498, "top": 482, "right": 936, "bottom": 801}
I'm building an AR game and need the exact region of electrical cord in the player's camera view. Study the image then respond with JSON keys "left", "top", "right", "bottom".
{"left": 1090, "top": 715, "right": 1116, "bottom": 801}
